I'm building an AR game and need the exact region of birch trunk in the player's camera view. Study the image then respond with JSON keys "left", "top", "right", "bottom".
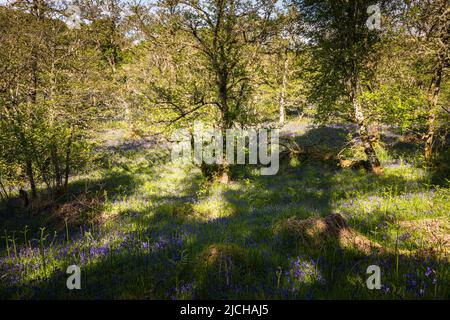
{"left": 279, "top": 50, "right": 288, "bottom": 126}
{"left": 351, "top": 81, "right": 383, "bottom": 174}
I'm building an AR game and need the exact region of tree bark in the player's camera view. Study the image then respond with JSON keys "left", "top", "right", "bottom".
{"left": 218, "top": 70, "right": 230, "bottom": 183}
{"left": 422, "top": 3, "right": 449, "bottom": 164}
{"left": 369, "top": 120, "right": 381, "bottom": 144}
{"left": 424, "top": 62, "right": 443, "bottom": 164}
{"left": 351, "top": 80, "right": 383, "bottom": 175}
{"left": 219, "top": 104, "right": 230, "bottom": 183}
{"left": 51, "top": 140, "right": 62, "bottom": 190}
{"left": 26, "top": 158, "right": 37, "bottom": 198}
{"left": 0, "top": 178, "right": 9, "bottom": 200}
{"left": 64, "top": 128, "right": 74, "bottom": 191}
{"left": 279, "top": 50, "right": 289, "bottom": 126}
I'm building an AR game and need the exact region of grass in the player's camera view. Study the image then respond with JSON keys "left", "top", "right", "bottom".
{"left": 0, "top": 120, "right": 449, "bottom": 299}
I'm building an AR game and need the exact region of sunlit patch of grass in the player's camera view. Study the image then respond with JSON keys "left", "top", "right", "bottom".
{"left": 333, "top": 164, "right": 449, "bottom": 258}
{"left": 192, "top": 182, "right": 239, "bottom": 220}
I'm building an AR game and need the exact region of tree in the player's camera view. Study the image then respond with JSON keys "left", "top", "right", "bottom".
{"left": 294, "top": 0, "right": 396, "bottom": 174}
{"left": 126, "top": 0, "right": 277, "bottom": 181}
{"left": 402, "top": 0, "right": 449, "bottom": 164}
{"left": 257, "top": 5, "right": 307, "bottom": 126}
{"left": 0, "top": 0, "right": 108, "bottom": 202}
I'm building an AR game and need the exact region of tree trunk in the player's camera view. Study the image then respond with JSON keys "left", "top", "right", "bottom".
{"left": 279, "top": 50, "right": 288, "bottom": 126}
{"left": 218, "top": 73, "right": 230, "bottom": 184}
{"left": 26, "top": 159, "right": 37, "bottom": 198}
{"left": 64, "top": 128, "right": 74, "bottom": 191}
{"left": 351, "top": 81, "right": 383, "bottom": 175}
{"left": 218, "top": 112, "right": 230, "bottom": 184}
{"left": 30, "top": 0, "right": 44, "bottom": 104}
{"left": 424, "top": 53, "right": 444, "bottom": 165}
{"left": 369, "top": 120, "right": 381, "bottom": 144}
{"left": 423, "top": 3, "right": 449, "bottom": 163}
{"left": 0, "top": 178, "right": 9, "bottom": 200}
{"left": 51, "top": 141, "right": 62, "bottom": 190}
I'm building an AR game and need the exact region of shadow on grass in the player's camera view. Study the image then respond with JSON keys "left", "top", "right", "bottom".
{"left": 0, "top": 170, "right": 140, "bottom": 250}
{"left": 3, "top": 159, "right": 448, "bottom": 300}
{"left": 1, "top": 122, "right": 447, "bottom": 299}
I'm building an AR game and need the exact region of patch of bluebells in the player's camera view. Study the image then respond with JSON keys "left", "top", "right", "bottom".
{"left": 380, "top": 284, "right": 391, "bottom": 295}
{"left": 401, "top": 256, "right": 441, "bottom": 297}
{"left": 284, "top": 256, "right": 325, "bottom": 295}
{"left": 0, "top": 222, "right": 191, "bottom": 293}
{"left": 424, "top": 266, "right": 438, "bottom": 286}
{"left": 170, "top": 281, "right": 195, "bottom": 300}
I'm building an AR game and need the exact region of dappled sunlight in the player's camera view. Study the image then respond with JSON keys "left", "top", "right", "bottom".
{"left": 0, "top": 0, "right": 449, "bottom": 303}
{"left": 1, "top": 119, "right": 449, "bottom": 299}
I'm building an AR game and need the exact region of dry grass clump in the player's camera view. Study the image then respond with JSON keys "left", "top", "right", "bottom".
{"left": 275, "top": 214, "right": 384, "bottom": 255}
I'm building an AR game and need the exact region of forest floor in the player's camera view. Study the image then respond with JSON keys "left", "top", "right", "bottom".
{"left": 0, "top": 118, "right": 449, "bottom": 299}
